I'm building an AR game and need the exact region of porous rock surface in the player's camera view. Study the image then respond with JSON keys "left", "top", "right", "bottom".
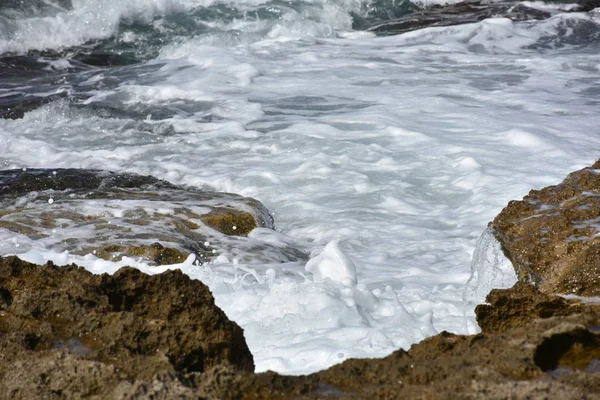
{"left": 0, "top": 255, "right": 254, "bottom": 399}
{"left": 1, "top": 255, "right": 598, "bottom": 399}
{"left": 491, "top": 160, "right": 600, "bottom": 296}
{"left": 310, "top": 283, "right": 600, "bottom": 400}
{"left": 2, "top": 162, "right": 600, "bottom": 399}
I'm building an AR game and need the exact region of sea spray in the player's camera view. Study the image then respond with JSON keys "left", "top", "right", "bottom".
{"left": 462, "top": 226, "right": 517, "bottom": 333}
{"left": 1, "top": 0, "right": 600, "bottom": 375}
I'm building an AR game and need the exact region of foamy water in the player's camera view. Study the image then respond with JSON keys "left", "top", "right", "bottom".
{"left": 1, "top": 0, "right": 600, "bottom": 374}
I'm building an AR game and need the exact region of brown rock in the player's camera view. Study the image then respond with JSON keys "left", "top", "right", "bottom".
{"left": 475, "top": 281, "right": 584, "bottom": 333}
{"left": 308, "top": 284, "right": 600, "bottom": 400}
{"left": 491, "top": 160, "right": 600, "bottom": 296}
{"left": 0, "top": 169, "right": 277, "bottom": 265}
{"left": 3, "top": 161, "right": 600, "bottom": 399}
{"left": 93, "top": 243, "right": 189, "bottom": 265}
{"left": 0, "top": 255, "right": 253, "bottom": 399}
{"left": 201, "top": 207, "right": 259, "bottom": 236}
{"left": 1, "top": 254, "right": 599, "bottom": 399}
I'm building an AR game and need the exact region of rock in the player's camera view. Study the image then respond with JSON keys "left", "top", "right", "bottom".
{"left": 0, "top": 255, "right": 254, "bottom": 399}
{"left": 475, "top": 281, "right": 584, "bottom": 333}
{"left": 358, "top": 0, "right": 600, "bottom": 37}
{"left": 3, "top": 161, "right": 600, "bottom": 399}
{"left": 0, "top": 168, "right": 278, "bottom": 265}
{"left": 359, "top": 1, "right": 550, "bottom": 36}
{"left": 0, "top": 96, "right": 59, "bottom": 120}
{"left": 308, "top": 283, "right": 600, "bottom": 400}
{"left": 491, "top": 160, "right": 600, "bottom": 296}
{"left": 1, "top": 255, "right": 599, "bottom": 399}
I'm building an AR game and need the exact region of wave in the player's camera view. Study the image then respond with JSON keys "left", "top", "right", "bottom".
{"left": 0, "top": 0, "right": 361, "bottom": 55}
{"left": 2, "top": 0, "right": 598, "bottom": 59}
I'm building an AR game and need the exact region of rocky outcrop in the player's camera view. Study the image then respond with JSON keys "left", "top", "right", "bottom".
{"left": 0, "top": 169, "right": 278, "bottom": 265}
{"left": 2, "top": 162, "right": 600, "bottom": 399}
{"left": 491, "top": 160, "right": 600, "bottom": 296}
{"left": 310, "top": 283, "right": 600, "bottom": 400}
{"left": 0, "top": 255, "right": 254, "bottom": 399}
{"left": 2, "top": 254, "right": 598, "bottom": 399}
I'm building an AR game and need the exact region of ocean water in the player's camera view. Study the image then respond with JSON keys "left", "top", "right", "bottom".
{"left": 1, "top": 0, "right": 600, "bottom": 375}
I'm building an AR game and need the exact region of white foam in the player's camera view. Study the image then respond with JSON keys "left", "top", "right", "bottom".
{"left": 305, "top": 240, "right": 358, "bottom": 286}
{"left": 463, "top": 227, "right": 518, "bottom": 332}
{"left": 1, "top": 5, "right": 600, "bottom": 376}
{"left": 0, "top": 0, "right": 189, "bottom": 53}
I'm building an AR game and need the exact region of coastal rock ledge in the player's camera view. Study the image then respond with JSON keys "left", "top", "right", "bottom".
{"left": 491, "top": 160, "right": 600, "bottom": 296}
{"left": 0, "top": 257, "right": 598, "bottom": 399}
{"left": 0, "top": 256, "right": 255, "bottom": 399}
{"left": 1, "top": 162, "right": 600, "bottom": 399}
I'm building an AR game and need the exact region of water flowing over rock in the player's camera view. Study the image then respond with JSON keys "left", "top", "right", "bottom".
{"left": 2, "top": 162, "right": 600, "bottom": 398}
{"left": 355, "top": 0, "right": 600, "bottom": 36}
{"left": 491, "top": 160, "right": 600, "bottom": 296}
{"left": 312, "top": 285, "right": 600, "bottom": 399}
{"left": 0, "top": 168, "right": 278, "bottom": 265}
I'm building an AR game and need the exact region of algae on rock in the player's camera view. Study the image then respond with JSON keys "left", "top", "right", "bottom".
{"left": 0, "top": 169, "right": 276, "bottom": 265}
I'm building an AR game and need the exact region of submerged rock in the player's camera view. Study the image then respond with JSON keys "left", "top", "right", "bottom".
{"left": 360, "top": 0, "right": 597, "bottom": 36}
{"left": 0, "top": 168, "right": 278, "bottom": 265}
{"left": 491, "top": 160, "right": 600, "bottom": 296}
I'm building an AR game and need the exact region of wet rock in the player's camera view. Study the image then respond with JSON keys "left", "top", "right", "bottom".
{"left": 306, "top": 284, "right": 600, "bottom": 400}
{"left": 491, "top": 160, "right": 600, "bottom": 296}
{"left": 361, "top": 1, "right": 550, "bottom": 36}
{"left": 0, "top": 255, "right": 253, "bottom": 399}
{"left": 3, "top": 161, "right": 600, "bottom": 398}
{"left": 360, "top": 0, "right": 596, "bottom": 36}
{"left": 0, "top": 89, "right": 68, "bottom": 120}
{"left": 0, "top": 169, "right": 276, "bottom": 265}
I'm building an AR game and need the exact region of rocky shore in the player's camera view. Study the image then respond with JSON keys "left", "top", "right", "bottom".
{"left": 1, "top": 162, "right": 600, "bottom": 399}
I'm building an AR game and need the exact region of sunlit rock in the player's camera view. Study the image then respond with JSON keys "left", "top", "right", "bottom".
{"left": 0, "top": 256, "right": 254, "bottom": 398}
{"left": 491, "top": 160, "right": 600, "bottom": 296}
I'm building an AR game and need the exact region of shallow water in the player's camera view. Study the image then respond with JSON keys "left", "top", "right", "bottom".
{"left": 1, "top": 0, "right": 599, "bottom": 374}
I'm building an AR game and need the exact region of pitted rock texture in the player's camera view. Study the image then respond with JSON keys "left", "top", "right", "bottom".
{"left": 0, "top": 256, "right": 254, "bottom": 399}
{"left": 491, "top": 159, "right": 600, "bottom": 296}
{"left": 1, "top": 255, "right": 598, "bottom": 399}
{"left": 3, "top": 162, "right": 600, "bottom": 399}
{"left": 311, "top": 287, "right": 600, "bottom": 400}
{"left": 475, "top": 281, "right": 586, "bottom": 333}
{"left": 0, "top": 168, "right": 276, "bottom": 265}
